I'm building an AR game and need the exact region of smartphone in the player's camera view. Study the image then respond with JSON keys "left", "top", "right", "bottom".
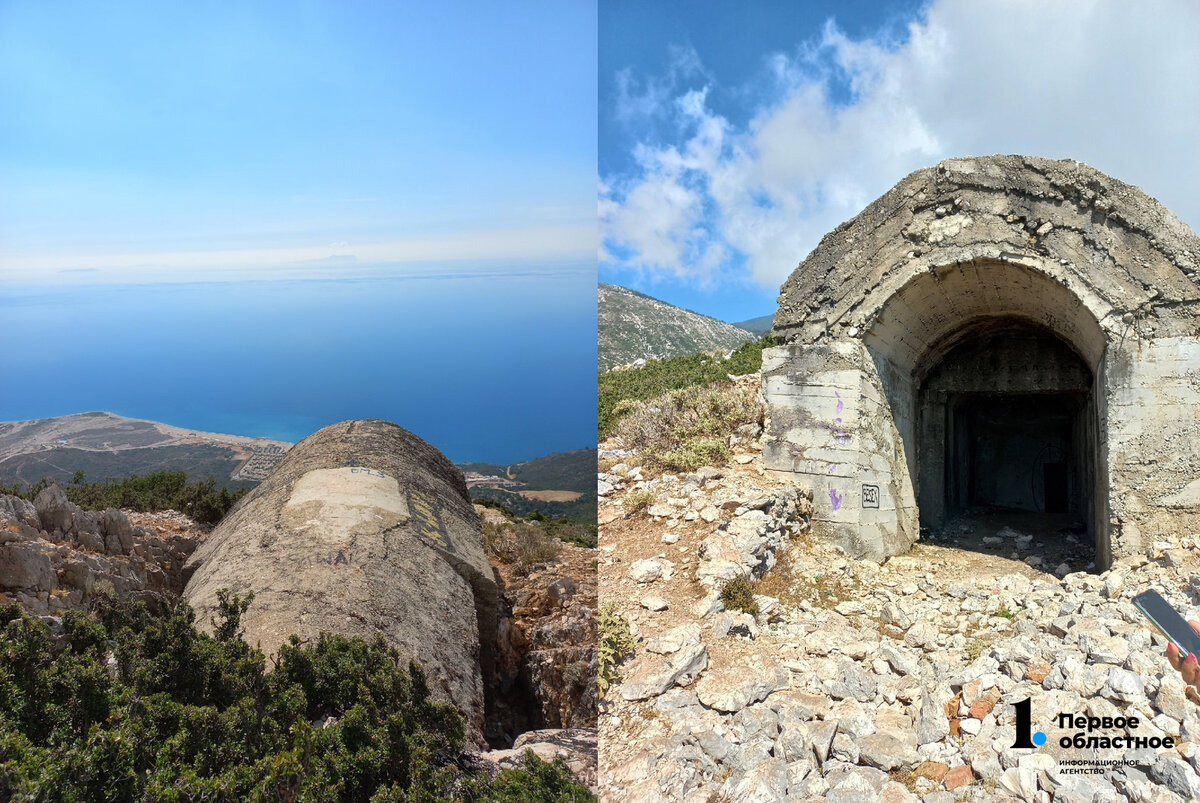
{"left": 1133, "top": 589, "right": 1200, "bottom": 660}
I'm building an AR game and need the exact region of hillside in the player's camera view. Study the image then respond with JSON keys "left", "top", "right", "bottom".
{"left": 732, "top": 313, "right": 774, "bottom": 335}
{"left": 460, "top": 447, "right": 597, "bottom": 523}
{"left": 0, "top": 412, "right": 290, "bottom": 490}
{"left": 598, "top": 283, "right": 755, "bottom": 371}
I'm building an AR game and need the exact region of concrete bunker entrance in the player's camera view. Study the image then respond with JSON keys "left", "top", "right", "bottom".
{"left": 767, "top": 155, "right": 1200, "bottom": 570}
{"left": 915, "top": 323, "right": 1098, "bottom": 569}
{"left": 864, "top": 260, "right": 1110, "bottom": 570}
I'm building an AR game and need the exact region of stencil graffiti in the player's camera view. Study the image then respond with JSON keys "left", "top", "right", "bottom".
{"left": 862, "top": 484, "right": 880, "bottom": 509}
{"left": 408, "top": 487, "right": 453, "bottom": 552}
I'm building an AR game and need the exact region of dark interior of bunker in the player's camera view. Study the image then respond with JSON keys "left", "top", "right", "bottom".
{"left": 916, "top": 322, "right": 1096, "bottom": 570}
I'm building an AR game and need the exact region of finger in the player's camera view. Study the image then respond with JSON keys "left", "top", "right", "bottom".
{"left": 1185, "top": 654, "right": 1200, "bottom": 688}
{"left": 1188, "top": 686, "right": 1200, "bottom": 706}
{"left": 1168, "top": 643, "right": 1183, "bottom": 671}
{"left": 1189, "top": 620, "right": 1200, "bottom": 637}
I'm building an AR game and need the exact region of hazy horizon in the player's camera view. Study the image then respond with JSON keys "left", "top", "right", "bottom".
{"left": 1, "top": 261, "right": 596, "bottom": 466}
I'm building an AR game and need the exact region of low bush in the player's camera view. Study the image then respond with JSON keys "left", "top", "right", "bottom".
{"left": 0, "top": 593, "right": 592, "bottom": 801}
{"left": 597, "top": 605, "right": 635, "bottom": 700}
{"left": 598, "top": 336, "right": 773, "bottom": 439}
{"left": 719, "top": 574, "right": 759, "bottom": 616}
{"left": 621, "top": 490, "right": 654, "bottom": 516}
{"left": 613, "top": 382, "right": 760, "bottom": 473}
{"left": 4, "top": 470, "right": 247, "bottom": 526}
{"left": 482, "top": 520, "right": 563, "bottom": 572}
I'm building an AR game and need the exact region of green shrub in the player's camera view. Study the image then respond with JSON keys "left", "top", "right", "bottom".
{"left": 653, "top": 437, "right": 729, "bottom": 473}
{"left": 613, "top": 382, "right": 759, "bottom": 474}
{"left": 597, "top": 605, "right": 634, "bottom": 699}
{"left": 719, "top": 574, "right": 759, "bottom": 616}
{"left": 621, "top": 491, "right": 654, "bottom": 516}
{"left": 0, "top": 596, "right": 593, "bottom": 801}
{"left": 482, "top": 520, "right": 562, "bottom": 572}
{"left": 5, "top": 470, "right": 248, "bottom": 526}
{"left": 599, "top": 336, "right": 773, "bottom": 438}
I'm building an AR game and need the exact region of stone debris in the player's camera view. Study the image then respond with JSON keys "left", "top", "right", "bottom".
{"left": 598, "top": 439, "right": 1200, "bottom": 802}
{"left": 0, "top": 488, "right": 202, "bottom": 617}
{"left": 481, "top": 728, "right": 598, "bottom": 791}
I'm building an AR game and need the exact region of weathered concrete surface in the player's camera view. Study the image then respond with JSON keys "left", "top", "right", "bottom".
{"left": 763, "top": 342, "right": 917, "bottom": 562}
{"left": 183, "top": 420, "right": 498, "bottom": 742}
{"left": 765, "top": 154, "right": 1200, "bottom": 566}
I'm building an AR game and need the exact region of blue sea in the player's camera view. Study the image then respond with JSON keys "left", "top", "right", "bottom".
{"left": 0, "top": 261, "right": 597, "bottom": 464}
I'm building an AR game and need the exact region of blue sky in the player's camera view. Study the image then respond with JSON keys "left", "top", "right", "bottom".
{"left": 600, "top": 0, "right": 1200, "bottom": 323}
{"left": 1, "top": 1, "right": 596, "bottom": 282}
{"left": 0, "top": 2, "right": 598, "bottom": 461}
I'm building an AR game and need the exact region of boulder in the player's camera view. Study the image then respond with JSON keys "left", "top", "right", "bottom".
{"left": 183, "top": 420, "right": 499, "bottom": 743}
{"left": 101, "top": 509, "right": 134, "bottom": 555}
{"left": 33, "top": 485, "right": 75, "bottom": 536}
{"left": 0, "top": 494, "right": 39, "bottom": 529}
{"left": 0, "top": 543, "right": 57, "bottom": 590}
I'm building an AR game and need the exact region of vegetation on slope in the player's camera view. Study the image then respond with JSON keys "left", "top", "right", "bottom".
{"left": 598, "top": 335, "right": 774, "bottom": 439}
{"left": 467, "top": 488, "right": 596, "bottom": 531}
{"left": 462, "top": 449, "right": 598, "bottom": 526}
{"left": 475, "top": 499, "right": 596, "bottom": 550}
{"left": 0, "top": 592, "right": 592, "bottom": 802}
{"left": 460, "top": 450, "right": 596, "bottom": 496}
{"left": 612, "top": 383, "right": 761, "bottom": 473}
{"left": 0, "top": 443, "right": 255, "bottom": 493}
{"left": 3, "top": 470, "right": 248, "bottom": 526}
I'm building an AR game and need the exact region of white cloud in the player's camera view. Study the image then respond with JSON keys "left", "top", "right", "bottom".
{"left": 613, "top": 44, "right": 710, "bottom": 126}
{"left": 602, "top": 0, "right": 1200, "bottom": 287}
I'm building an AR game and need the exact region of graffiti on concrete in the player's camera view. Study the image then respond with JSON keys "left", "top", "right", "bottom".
{"left": 408, "top": 487, "right": 453, "bottom": 552}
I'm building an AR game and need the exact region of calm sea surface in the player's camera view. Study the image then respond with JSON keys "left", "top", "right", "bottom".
{"left": 0, "top": 263, "right": 597, "bottom": 463}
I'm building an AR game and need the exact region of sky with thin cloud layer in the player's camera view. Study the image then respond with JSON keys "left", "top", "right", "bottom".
{"left": 0, "top": 1, "right": 597, "bottom": 283}
{"left": 599, "top": 0, "right": 1200, "bottom": 324}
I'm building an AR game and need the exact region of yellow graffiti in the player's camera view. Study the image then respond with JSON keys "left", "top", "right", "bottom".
{"left": 409, "top": 488, "right": 449, "bottom": 549}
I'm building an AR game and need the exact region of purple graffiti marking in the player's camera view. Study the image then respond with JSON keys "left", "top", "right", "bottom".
{"left": 835, "top": 391, "right": 843, "bottom": 423}
{"left": 830, "top": 488, "right": 843, "bottom": 511}
{"left": 828, "top": 464, "right": 838, "bottom": 474}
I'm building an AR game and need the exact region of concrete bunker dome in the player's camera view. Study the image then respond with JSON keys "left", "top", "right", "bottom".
{"left": 764, "top": 154, "right": 1200, "bottom": 569}
{"left": 183, "top": 419, "right": 499, "bottom": 743}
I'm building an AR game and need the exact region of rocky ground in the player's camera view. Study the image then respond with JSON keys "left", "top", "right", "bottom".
{"left": 0, "top": 486, "right": 203, "bottom": 615}
{"left": 598, "top": 378, "right": 1200, "bottom": 802}
{"left": 478, "top": 504, "right": 599, "bottom": 788}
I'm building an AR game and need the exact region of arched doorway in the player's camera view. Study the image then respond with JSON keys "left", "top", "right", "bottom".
{"left": 862, "top": 259, "right": 1108, "bottom": 568}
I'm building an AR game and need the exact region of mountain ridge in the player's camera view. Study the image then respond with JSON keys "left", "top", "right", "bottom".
{"left": 598, "top": 283, "right": 755, "bottom": 371}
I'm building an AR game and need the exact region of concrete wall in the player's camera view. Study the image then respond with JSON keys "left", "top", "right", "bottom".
{"left": 1103, "top": 337, "right": 1200, "bottom": 556}
{"left": 184, "top": 420, "right": 499, "bottom": 743}
{"left": 763, "top": 342, "right": 917, "bottom": 562}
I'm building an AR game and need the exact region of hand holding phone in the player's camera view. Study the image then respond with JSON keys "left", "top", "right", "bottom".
{"left": 1133, "top": 590, "right": 1200, "bottom": 659}
{"left": 1133, "top": 589, "right": 1200, "bottom": 698}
